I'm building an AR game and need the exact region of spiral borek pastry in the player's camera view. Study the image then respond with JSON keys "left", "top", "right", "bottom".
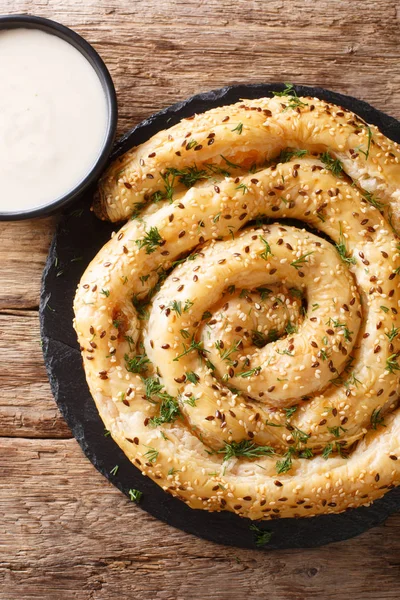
{"left": 74, "top": 94, "right": 400, "bottom": 519}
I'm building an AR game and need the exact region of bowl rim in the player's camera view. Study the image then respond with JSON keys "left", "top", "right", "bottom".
{"left": 0, "top": 14, "right": 118, "bottom": 221}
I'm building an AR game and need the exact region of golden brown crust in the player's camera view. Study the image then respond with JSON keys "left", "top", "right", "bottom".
{"left": 75, "top": 95, "right": 400, "bottom": 520}
{"left": 93, "top": 96, "right": 400, "bottom": 229}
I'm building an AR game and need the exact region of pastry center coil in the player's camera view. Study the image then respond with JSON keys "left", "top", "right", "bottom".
{"left": 74, "top": 94, "right": 400, "bottom": 519}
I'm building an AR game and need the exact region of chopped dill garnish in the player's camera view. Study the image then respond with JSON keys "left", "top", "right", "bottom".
{"left": 239, "top": 366, "right": 262, "bottom": 378}
{"left": 385, "top": 325, "right": 400, "bottom": 342}
{"left": 259, "top": 236, "right": 273, "bottom": 260}
{"left": 201, "top": 310, "right": 212, "bottom": 320}
{"left": 216, "top": 339, "right": 241, "bottom": 362}
{"left": 217, "top": 440, "right": 275, "bottom": 461}
{"left": 326, "top": 318, "right": 353, "bottom": 341}
{"left": 167, "top": 299, "right": 192, "bottom": 316}
{"left": 388, "top": 209, "right": 400, "bottom": 237}
{"left": 275, "top": 447, "right": 296, "bottom": 474}
{"left": 151, "top": 171, "right": 176, "bottom": 204}
{"left": 290, "top": 426, "right": 310, "bottom": 445}
{"left": 250, "top": 524, "right": 272, "bottom": 547}
{"left": 100, "top": 289, "right": 110, "bottom": 297}
{"left": 186, "top": 371, "right": 199, "bottom": 384}
{"left": 322, "top": 443, "right": 334, "bottom": 459}
{"left": 168, "top": 300, "right": 182, "bottom": 315}
{"left": 256, "top": 286, "right": 272, "bottom": 300}
{"left": 173, "top": 337, "right": 206, "bottom": 361}
{"left": 344, "top": 355, "right": 355, "bottom": 373}
{"left": 276, "top": 349, "right": 294, "bottom": 356}
{"left": 143, "top": 376, "right": 164, "bottom": 399}
{"left": 370, "top": 407, "right": 385, "bottom": 430}
{"left": 184, "top": 299, "right": 194, "bottom": 312}
{"left": 386, "top": 353, "right": 400, "bottom": 374}
{"left": 132, "top": 294, "right": 150, "bottom": 320}
{"left": 327, "top": 425, "right": 347, "bottom": 438}
{"left": 322, "top": 442, "right": 348, "bottom": 459}
{"left": 124, "top": 353, "right": 150, "bottom": 374}
{"left": 275, "top": 148, "right": 308, "bottom": 163}
{"left": 139, "top": 274, "right": 150, "bottom": 285}
{"left": 124, "top": 335, "right": 135, "bottom": 350}
{"left": 272, "top": 83, "right": 308, "bottom": 111}
{"left": 131, "top": 201, "right": 147, "bottom": 219}
{"left": 231, "top": 122, "right": 243, "bottom": 134}
{"left": 268, "top": 329, "right": 280, "bottom": 342}
{"left": 144, "top": 447, "right": 159, "bottom": 463}
{"left": 206, "top": 163, "right": 231, "bottom": 178}
{"left": 336, "top": 223, "right": 356, "bottom": 265}
{"left": 182, "top": 395, "right": 197, "bottom": 407}
{"left": 290, "top": 251, "right": 314, "bottom": 270}
{"left": 149, "top": 394, "right": 181, "bottom": 426}
{"left": 220, "top": 155, "right": 242, "bottom": 169}
{"left": 204, "top": 358, "right": 216, "bottom": 371}
{"left": 329, "top": 374, "right": 345, "bottom": 387}
{"left": 128, "top": 488, "right": 143, "bottom": 503}
{"left": 298, "top": 448, "right": 314, "bottom": 459}
{"left": 364, "top": 190, "right": 385, "bottom": 211}
{"left": 186, "top": 139, "right": 198, "bottom": 150}
{"left": 284, "top": 405, "right": 298, "bottom": 419}
{"left": 151, "top": 190, "right": 169, "bottom": 204}
{"left": 236, "top": 182, "right": 248, "bottom": 194}
{"left": 289, "top": 287, "right": 304, "bottom": 299}
{"left": 136, "top": 226, "right": 163, "bottom": 254}
{"left": 347, "top": 372, "right": 362, "bottom": 388}
{"left": 227, "top": 225, "right": 236, "bottom": 240}
{"left": 251, "top": 330, "right": 269, "bottom": 348}
{"left": 320, "top": 151, "right": 344, "bottom": 177}
{"left": 166, "top": 165, "right": 207, "bottom": 188}
{"left": 110, "top": 465, "right": 119, "bottom": 476}
{"left": 285, "top": 322, "right": 298, "bottom": 335}
{"left": 170, "top": 253, "right": 199, "bottom": 269}
{"left": 168, "top": 467, "right": 180, "bottom": 476}
{"left": 265, "top": 419, "right": 283, "bottom": 428}
{"left": 356, "top": 126, "right": 372, "bottom": 160}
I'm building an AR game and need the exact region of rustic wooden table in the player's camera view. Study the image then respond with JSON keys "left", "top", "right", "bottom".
{"left": 1, "top": 1, "right": 400, "bottom": 598}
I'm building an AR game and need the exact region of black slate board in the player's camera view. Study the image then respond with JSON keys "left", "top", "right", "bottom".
{"left": 40, "top": 84, "right": 400, "bottom": 550}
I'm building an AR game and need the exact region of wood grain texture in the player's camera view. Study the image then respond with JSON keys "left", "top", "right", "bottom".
{"left": 2, "top": 0, "right": 400, "bottom": 134}
{"left": 1, "top": 438, "right": 400, "bottom": 600}
{"left": 1, "top": 0, "right": 400, "bottom": 597}
{"left": 0, "top": 218, "right": 56, "bottom": 310}
{"left": 0, "top": 311, "right": 70, "bottom": 438}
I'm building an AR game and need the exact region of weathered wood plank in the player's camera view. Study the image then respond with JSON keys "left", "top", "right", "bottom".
{"left": 1, "top": 437, "right": 400, "bottom": 600}
{"left": 0, "top": 0, "right": 399, "bottom": 135}
{"left": 0, "top": 218, "right": 56, "bottom": 310}
{"left": 1, "top": 0, "right": 400, "bottom": 598}
{"left": 0, "top": 311, "right": 70, "bottom": 438}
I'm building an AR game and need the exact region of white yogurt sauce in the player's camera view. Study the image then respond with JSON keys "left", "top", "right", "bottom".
{"left": 0, "top": 28, "right": 108, "bottom": 212}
